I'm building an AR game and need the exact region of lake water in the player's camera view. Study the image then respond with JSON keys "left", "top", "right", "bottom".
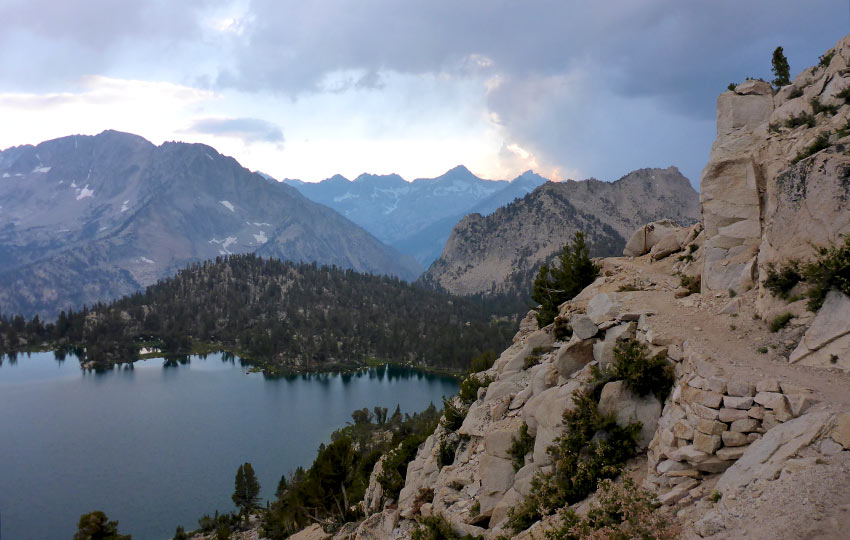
{"left": 0, "top": 352, "right": 458, "bottom": 540}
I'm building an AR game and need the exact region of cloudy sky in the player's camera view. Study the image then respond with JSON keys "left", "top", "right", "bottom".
{"left": 1, "top": 1, "right": 848, "bottom": 186}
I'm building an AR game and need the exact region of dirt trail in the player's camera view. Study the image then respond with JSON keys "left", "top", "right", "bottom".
{"left": 583, "top": 255, "right": 850, "bottom": 414}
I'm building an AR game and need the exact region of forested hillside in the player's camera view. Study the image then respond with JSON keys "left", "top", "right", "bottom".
{"left": 0, "top": 255, "right": 514, "bottom": 373}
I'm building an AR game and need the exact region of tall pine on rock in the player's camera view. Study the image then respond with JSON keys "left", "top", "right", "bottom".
{"left": 531, "top": 232, "right": 600, "bottom": 326}
{"left": 772, "top": 46, "right": 791, "bottom": 87}
{"left": 232, "top": 462, "right": 261, "bottom": 516}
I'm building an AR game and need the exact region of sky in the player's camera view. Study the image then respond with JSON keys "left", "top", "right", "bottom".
{"left": 1, "top": 1, "right": 849, "bottom": 187}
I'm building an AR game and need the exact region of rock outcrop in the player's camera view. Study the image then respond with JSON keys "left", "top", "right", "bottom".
{"left": 700, "top": 37, "right": 850, "bottom": 302}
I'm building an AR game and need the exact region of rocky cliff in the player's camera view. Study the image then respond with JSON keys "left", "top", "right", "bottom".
{"left": 420, "top": 167, "right": 699, "bottom": 296}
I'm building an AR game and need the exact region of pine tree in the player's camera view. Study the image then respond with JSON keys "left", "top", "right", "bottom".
{"left": 531, "top": 232, "right": 600, "bottom": 327}
{"left": 772, "top": 46, "right": 791, "bottom": 87}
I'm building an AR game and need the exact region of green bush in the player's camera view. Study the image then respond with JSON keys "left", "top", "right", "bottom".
{"left": 837, "top": 87, "right": 850, "bottom": 105}
{"left": 553, "top": 316, "right": 572, "bottom": 341}
{"left": 789, "top": 86, "right": 804, "bottom": 99}
{"left": 544, "top": 477, "right": 679, "bottom": 540}
{"left": 793, "top": 132, "right": 831, "bottom": 164}
{"left": 458, "top": 374, "right": 493, "bottom": 406}
{"left": 437, "top": 438, "right": 458, "bottom": 468}
{"left": 411, "top": 515, "right": 483, "bottom": 540}
{"left": 770, "top": 312, "right": 793, "bottom": 332}
{"left": 785, "top": 111, "right": 816, "bottom": 129}
{"left": 727, "top": 82, "right": 737, "bottom": 91}
{"left": 819, "top": 50, "right": 835, "bottom": 68}
{"left": 802, "top": 236, "right": 850, "bottom": 310}
{"left": 531, "top": 232, "right": 600, "bottom": 327}
{"left": 764, "top": 263, "right": 802, "bottom": 299}
{"left": 506, "top": 391, "right": 641, "bottom": 532}
{"left": 810, "top": 97, "right": 839, "bottom": 116}
{"left": 680, "top": 274, "right": 701, "bottom": 295}
{"left": 507, "top": 423, "right": 535, "bottom": 471}
{"left": 592, "top": 339, "right": 675, "bottom": 402}
{"left": 838, "top": 118, "right": 850, "bottom": 138}
{"left": 441, "top": 396, "right": 467, "bottom": 432}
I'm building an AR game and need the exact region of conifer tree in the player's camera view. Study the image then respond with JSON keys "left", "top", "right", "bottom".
{"left": 232, "top": 462, "right": 261, "bottom": 515}
{"left": 772, "top": 46, "right": 791, "bottom": 87}
{"left": 531, "top": 232, "right": 600, "bottom": 326}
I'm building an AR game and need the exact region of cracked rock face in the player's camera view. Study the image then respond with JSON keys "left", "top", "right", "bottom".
{"left": 701, "top": 35, "right": 850, "bottom": 301}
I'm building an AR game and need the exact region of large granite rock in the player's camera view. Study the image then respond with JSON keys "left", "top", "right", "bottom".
{"left": 789, "top": 291, "right": 850, "bottom": 369}
{"left": 716, "top": 412, "right": 831, "bottom": 493}
{"left": 623, "top": 219, "right": 682, "bottom": 257}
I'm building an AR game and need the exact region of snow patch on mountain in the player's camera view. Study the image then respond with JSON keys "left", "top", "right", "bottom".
{"left": 220, "top": 200, "right": 235, "bottom": 212}
{"left": 76, "top": 185, "right": 94, "bottom": 200}
{"left": 32, "top": 166, "right": 51, "bottom": 174}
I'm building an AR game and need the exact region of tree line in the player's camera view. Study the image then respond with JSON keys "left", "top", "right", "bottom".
{"left": 0, "top": 254, "right": 515, "bottom": 373}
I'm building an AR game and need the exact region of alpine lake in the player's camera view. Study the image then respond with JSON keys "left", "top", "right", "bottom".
{"left": 0, "top": 351, "right": 459, "bottom": 540}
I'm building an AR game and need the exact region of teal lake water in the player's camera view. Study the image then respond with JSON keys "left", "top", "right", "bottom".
{"left": 0, "top": 352, "right": 458, "bottom": 540}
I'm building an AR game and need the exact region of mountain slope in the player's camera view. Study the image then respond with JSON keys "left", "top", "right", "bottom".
{"left": 283, "top": 166, "right": 547, "bottom": 266}
{"left": 420, "top": 167, "right": 700, "bottom": 296}
{"left": 0, "top": 131, "right": 420, "bottom": 317}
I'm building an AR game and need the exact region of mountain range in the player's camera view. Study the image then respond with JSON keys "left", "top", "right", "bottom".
{"left": 420, "top": 167, "right": 700, "bottom": 296}
{"left": 0, "top": 131, "right": 420, "bottom": 318}
{"left": 283, "top": 166, "right": 547, "bottom": 266}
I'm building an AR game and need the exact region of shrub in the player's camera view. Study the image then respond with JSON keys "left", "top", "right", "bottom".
{"left": 789, "top": 86, "right": 804, "bottom": 99}
{"left": 411, "top": 515, "right": 483, "bottom": 540}
{"left": 532, "top": 232, "right": 600, "bottom": 327}
{"left": 838, "top": 118, "right": 850, "bottom": 138}
{"left": 437, "top": 438, "right": 459, "bottom": 468}
{"left": 727, "top": 82, "right": 737, "bottom": 91}
{"left": 680, "top": 274, "right": 701, "bottom": 295}
{"left": 810, "top": 97, "right": 838, "bottom": 117}
{"left": 764, "top": 263, "right": 802, "bottom": 299}
{"left": 469, "top": 500, "right": 480, "bottom": 517}
{"left": 793, "top": 132, "right": 831, "bottom": 163}
{"left": 770, "top": 312, "right": 793, "bottom": 333}
{"left": 553, "top": 316, "right": 572, "bottom": 341}
{"left": 458, "top": 374, "right": 493, "bottom": 406}
{"left": 544, "top": 477, "right": 679, "bottom": 540}
{"left": 507, "top": 423, "right": 535, "bottom": 471}
{"left": 593, "top": 339, "right": 675, "bottom": 402}
{"left": 729, "top": 288, "right": 737, "bottom": 298}
{"left": 441, "top": 396, "right": 467, "bottom": 432}
{"left": 772, "top": 46, "right": 791, "bottom": 87}
{"left": 784, "top": 111, "right": 816, "bottom": 129}
{"left": 507, "top": 391, "right": 641, "bottom": 532}
{"left": 523, "top": 346, "right": 553, "bottom": 370}
{"left": 819, "top": 50, "right": 835, "bottom": 68}
{"left": 801, "top": 236, "right": 850, "bottom": 310}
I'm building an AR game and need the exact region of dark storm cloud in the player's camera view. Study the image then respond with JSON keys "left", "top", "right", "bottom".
{"left": 220, "top": 1, "right": 847, "bottom": 118}
{"left": 187, "top": 117, "right": 284, "bottom": 143}
{"left": 3, "top": 0, "right": 849, "bottom": 183}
